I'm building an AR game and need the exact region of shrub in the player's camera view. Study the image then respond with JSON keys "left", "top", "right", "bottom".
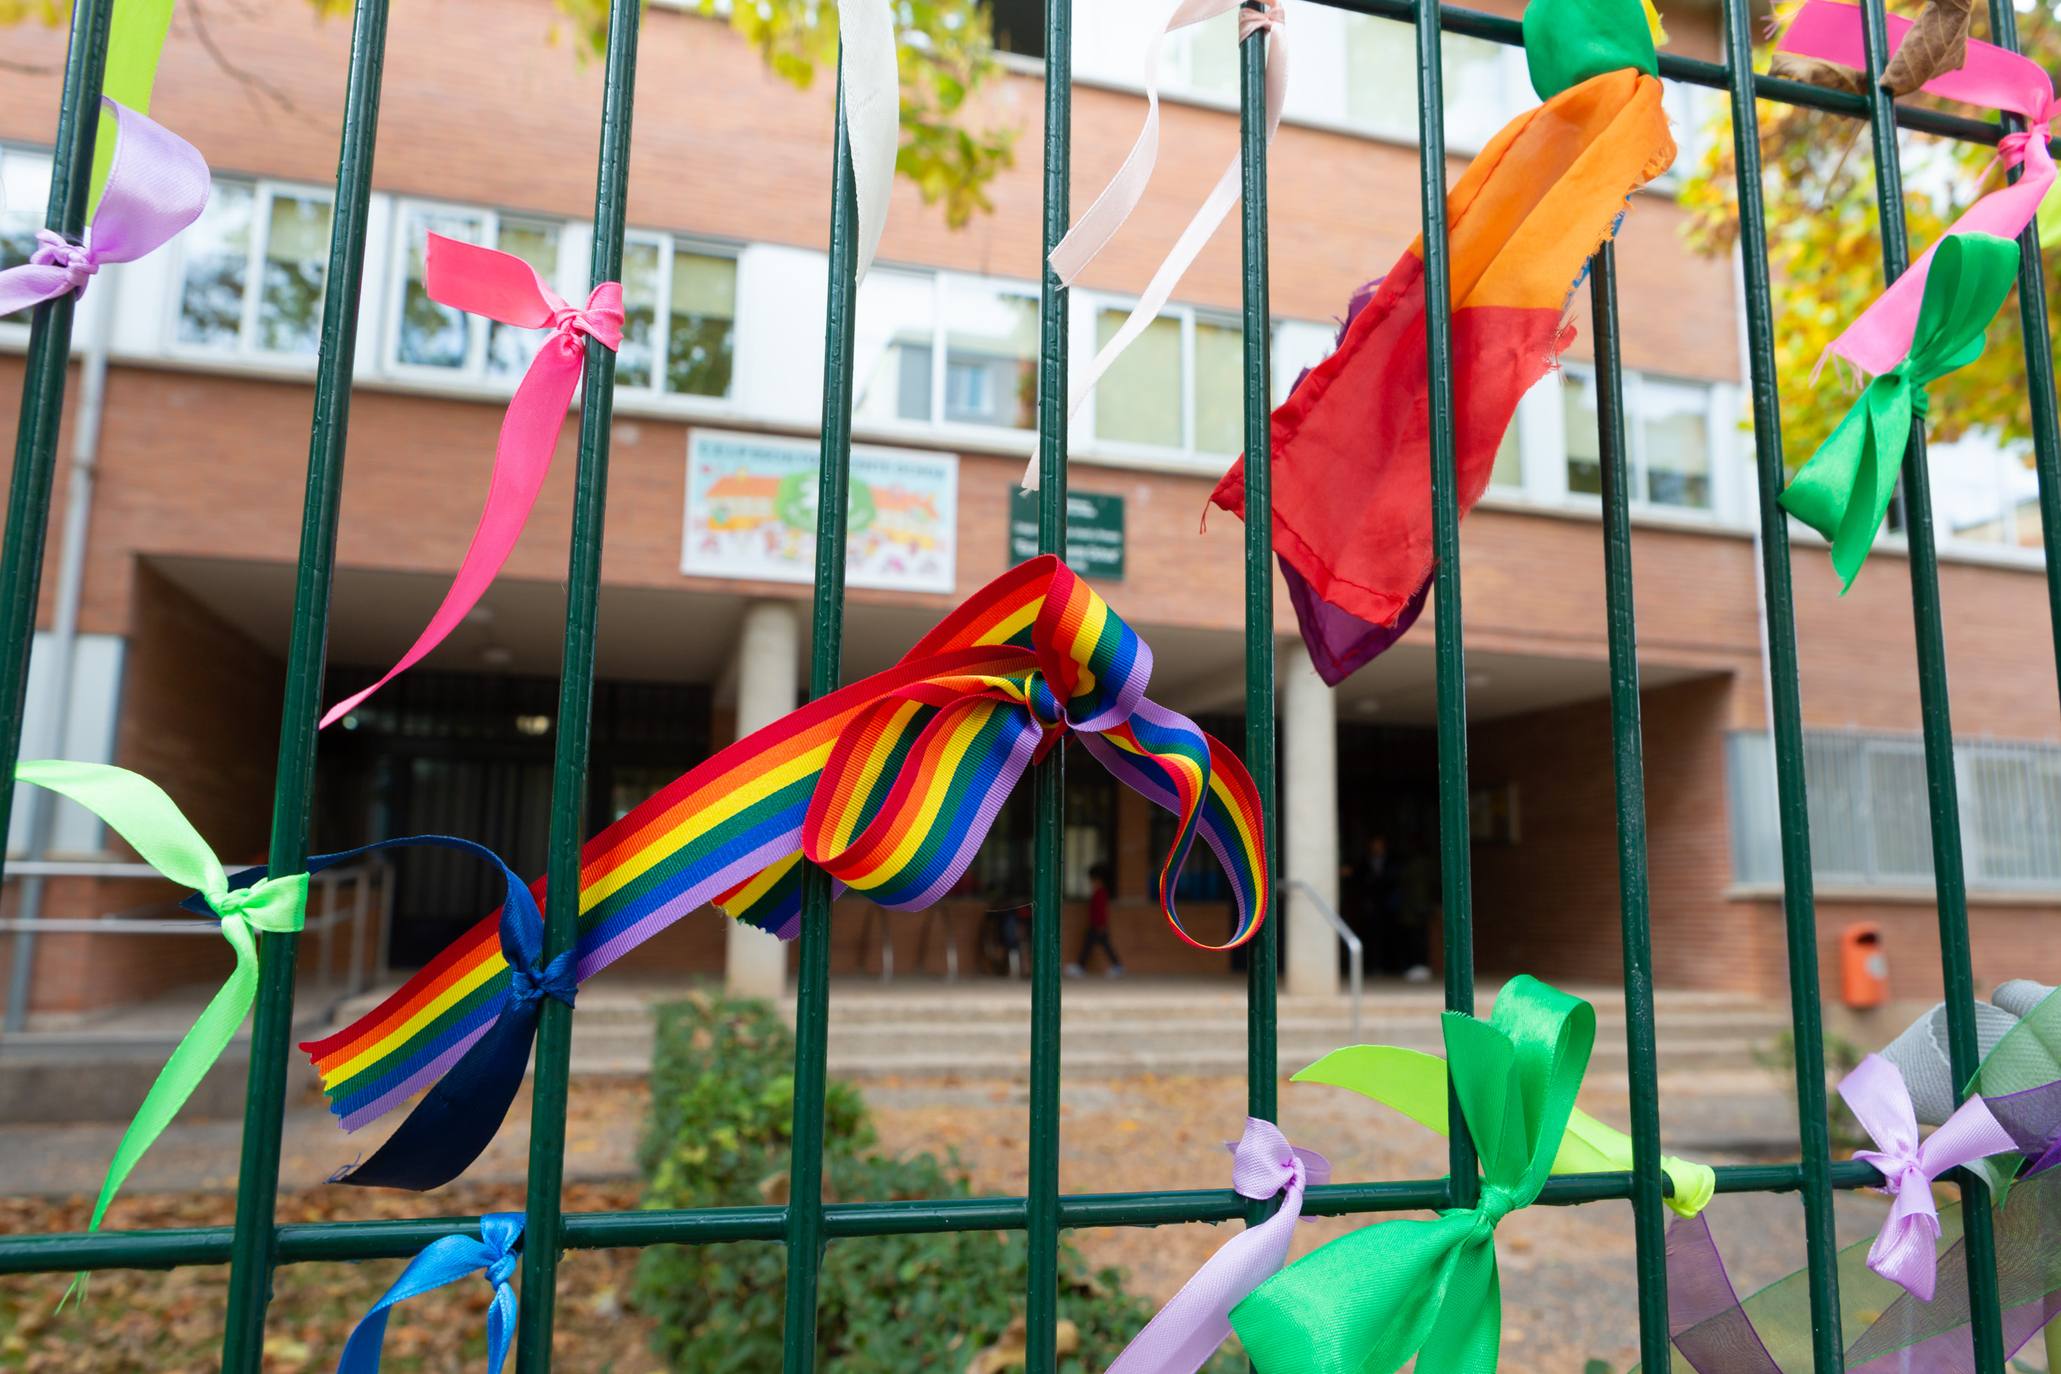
{"left": 632, "top": 991, "right": 1201, "bottom": 1372}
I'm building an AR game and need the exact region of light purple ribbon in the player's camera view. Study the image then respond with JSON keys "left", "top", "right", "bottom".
{"left": 1840, "top": 1052, "right": 2018, "bottom": 1301}
{"left": 1105, "top": 1118, "right": 1328, "bottom": 1374}
{"left": 0, "top": 98, "right": 209, "bottom": 318}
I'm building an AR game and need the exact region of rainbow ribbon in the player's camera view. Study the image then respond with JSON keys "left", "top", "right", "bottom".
{"left": 303, "top": 556, "right": 1267, "bottom": 1141}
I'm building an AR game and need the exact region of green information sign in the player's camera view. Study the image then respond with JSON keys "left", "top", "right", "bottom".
{"left": 1008, "top": 489, "right": 1125, "bottom": 579}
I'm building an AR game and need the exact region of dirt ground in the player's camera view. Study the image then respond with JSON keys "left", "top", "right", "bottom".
{"left": 0, "top": 1074, "right": 1896, "bottom": 1372}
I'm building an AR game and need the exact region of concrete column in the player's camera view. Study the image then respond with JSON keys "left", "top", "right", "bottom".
{"left": 726, "top": 600, "right": 800, "bottom": 998}
{"left": 1281, "top": 645, "right": 1341, "bottom": 998}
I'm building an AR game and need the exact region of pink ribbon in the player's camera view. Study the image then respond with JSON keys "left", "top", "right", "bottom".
{"left": 1022, "top": 0, "right": 1287, "bottom": 490}
{"left": 1779, "top": 1, "right": 2057, "bottom": 377}
{"left": 0, "top": 99, "right": 209, "bottom": 318}
{"left": 1839, "top": 1052, "right": 2018, "bottom": 1301}
{"left": 320, "top": 235, "right": 623, "bottom": 728}
{"left": 1104, "top": 1118, "right": 1327, "bottom": 1374}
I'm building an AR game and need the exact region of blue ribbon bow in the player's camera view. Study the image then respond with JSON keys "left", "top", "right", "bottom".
{"left": 336, "top": 1212, "right": 524, "bottom": 1374}
{"left": 188, "top": 834, "right": 573, "bottom": 1190}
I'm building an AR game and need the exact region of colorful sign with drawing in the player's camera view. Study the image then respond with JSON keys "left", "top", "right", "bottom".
{"left": 683, "top": 430, "right": 958, "bottom": 593}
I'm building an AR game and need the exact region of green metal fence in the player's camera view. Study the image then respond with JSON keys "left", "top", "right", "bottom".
{"left": 0, "top": 0, "right": 2052, "bottom": 1369}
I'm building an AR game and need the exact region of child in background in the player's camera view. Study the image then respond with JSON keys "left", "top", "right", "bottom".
{"left": 1065, "top": 862, "right": 1123, "bottom": 978}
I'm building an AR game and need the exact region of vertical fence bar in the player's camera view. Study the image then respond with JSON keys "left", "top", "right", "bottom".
{"left": 1239, "top": 3, "right": 1279, "bottom": 1137}
{"left": 1850, "top": 4, "right": 2006, "bottom": 1365}
{"left": 218, "top": 1, "right": 389, "bottom": 1365}
{"left": 0, "top": 0, "right": 111, "bottom": 932}
{"left": 1979, "top": 0, "right": 2061, "bottom": 695}
{"left": 1717, "top": 4, "right": 1845, "bottom": 1366}
{"left": 778, "top": 66, "right": 861, "bottom": 1374}
{"left": 1414, "top": 0, "right": 1478, "bottom": 1204}
{"left": 1587, "top": 244, "right": 1670, "bottom": 1373}
{"left": 513, "top": 0, "right": 640, "bottom": 1366}
{"left": 1025, "top": 0, "right": 1073, "bottom": 1365}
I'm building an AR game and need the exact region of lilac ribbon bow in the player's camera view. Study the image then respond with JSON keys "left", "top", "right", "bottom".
{"left": 1105, "top": 1118, "right": 1329, "bottom": 1373}
{"left": 1840, "top": 1052, "right": 2018, "bottom": 1300}
{"left": 0, "top": 99, "right": 209, "bottom": 318}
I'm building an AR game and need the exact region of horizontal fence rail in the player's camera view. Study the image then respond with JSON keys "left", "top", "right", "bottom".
{"left": 0, "top": 0, "right": 2055, "bottom": 1368}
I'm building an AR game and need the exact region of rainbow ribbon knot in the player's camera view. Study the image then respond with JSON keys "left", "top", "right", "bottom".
{"left": 322, "top": 234, "right": 624, "bottom": 727}
{"left": 336, "top": 1213, "right": 524, "bottom": 1374}
{"left": 303, "top": 556, "right": 1267, "bottom": 1170}
{"left": 1779, "top": 233, "right": 2019, "bottom": 590}
{"left": 11, "top": 761, "right": 307, "bottom": 1301}
{"left": 1840, "top": 1052, "right": 2017, "bottom": 1301}
{"left": 1230, "top": 975, "right": 1594, "bottom": 1374}
{"left": 0, "top": 98, "right": 209, "bottom": 318}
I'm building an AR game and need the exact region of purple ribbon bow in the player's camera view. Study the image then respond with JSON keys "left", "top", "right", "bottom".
{"left": 1840, "top": 1052, "right": 2018, "bottom": 1301}
{"left": 1106, "top": 1118, "right": 1329, "bottom": 1374}
{"left": 0, "top": 98, "right": 209, "bottom": 318}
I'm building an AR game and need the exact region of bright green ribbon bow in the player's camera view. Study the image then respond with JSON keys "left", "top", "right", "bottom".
{"left": 1291, "top": 1042, "right": 1715, "bottom": 1219}
{"left": 1778, "top": 232, "right": 2020, "bottom": 592}
{"left": 1229, "top": 975, "right": 1594, "bottom": 1374}
{"left": 15, "top": 761, "right": 305, "bottom": 1299}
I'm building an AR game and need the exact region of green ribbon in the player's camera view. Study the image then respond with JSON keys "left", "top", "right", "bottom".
{"left": 1230, "top": 975, "right": 1595, "bottom": 1374}
{"left": 89, "top": 0, "right": 177, "bottom": 219}
{"left": 1522, "top": 0, "right": 1659, "bottom": 101}
{"left": 1778, "top": 232, "right": 2020, "bottom": 592}
{"left": 1292, "top": 1042, "right": 1715, "bottom": 1219}
{"left": 16, "top": 761, "right": 305, "bottom": 1300}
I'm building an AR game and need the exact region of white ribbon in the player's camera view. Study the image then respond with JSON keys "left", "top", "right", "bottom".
{"left": 838, "top": 0, "right": 900, "bottom": 282}
{"left": 1023, "top": 0, "right": 1288, "bottom": 490}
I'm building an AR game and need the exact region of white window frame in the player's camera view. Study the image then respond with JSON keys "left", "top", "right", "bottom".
{"left": 615, "top": 231, "right": 744, "bottom": 404}
{"left": 160, "top": 177, "right": 338, "bottom": 366}
{"left": 0, "top": 142, "right": 55, "bottom": 348}
{"left": 1553, "top": 362, "right": 1730, "bottom": 521}
{"left": 1072, "top": 293, "right": 1262, "bottom": 469}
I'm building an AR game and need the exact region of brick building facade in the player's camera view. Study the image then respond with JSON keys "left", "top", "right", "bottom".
{"left": 0, "top": 0, "right": 2055, "bottom": 1020}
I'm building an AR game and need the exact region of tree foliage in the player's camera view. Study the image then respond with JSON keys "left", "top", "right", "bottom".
{"left": 11, "top": 0, "right": 1016, "bottom": 229}
{"left": 1678, "top": 3, "right": 2061, "bottom": 466}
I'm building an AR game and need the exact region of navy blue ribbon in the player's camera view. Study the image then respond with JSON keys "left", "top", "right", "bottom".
{"left": 335, "top": 1212, "right": 523, "bottom": 1374}
{"left": 192, "top": 835, "right": 574, "bottom": 1191}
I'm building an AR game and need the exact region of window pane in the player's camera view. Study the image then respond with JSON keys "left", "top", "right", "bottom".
{"left": 257, "top": 193, "right": 331, "bottom": 355}
{"left": 616, "top": 237, "right": 661, "bottom": 389}
{"left": 1168, "top": 8, "right": 1239, "bottom": 99}
{"left": 1344, "top": 17, "right": 1417, "bottom": 136}
{"left": 1562, "top": 370, "right": 1602, "bottom": 496}
{"left": 666, "top": 250, "right": 736, "bottom": 397}
{"left": 2008, "top": 451, "right": 2045, "bottom": 549}
{"left": 1490, "top": 418, "right": 1521, "bottom": 487}
{"left": 1192, "top": 319, "right": 1244, "bottom": 455}
{"left": 398, "top": 208, "right": 483, "bottom": 368}
{"left": 0, "top": 150, "right": 51, "bottom": 273}
{"left": 488, "top": 218, "right": 562, "bottom": 380}
{"left": 176, "top": 181, "right": 255, "bottom": 348}
{"left": 853, "top": 269, "right": 937, "bottom": 425}
{"left": 941, "top": 279, "right": 1036, "bottom": 428}
{"left": 1095, "top": 310, "right": 1183, "bottom": 448}
{"left": 1640, "top": 378, "right": 1711, "bottom": 509}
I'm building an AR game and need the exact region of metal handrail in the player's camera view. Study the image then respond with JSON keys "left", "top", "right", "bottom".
{"left": 1286, "top": 879, "right": 1362, "bottom": 1040}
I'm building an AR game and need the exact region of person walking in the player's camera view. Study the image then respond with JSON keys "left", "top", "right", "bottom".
{"left": 1065, "top": 862, "right": 1124, "bottom": 977}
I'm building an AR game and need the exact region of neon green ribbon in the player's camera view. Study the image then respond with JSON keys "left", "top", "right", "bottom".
{"left": 1522, "top": 0, "right": 1659, "bottom": 100}
{"left": 1292, "top": 1042, "right": 1715, "bottom": 1219}
{"left": 1230, "top": 975, "right": 1595, "bottom": 1374}
{"left": 1779, "top": 232, "right": 2020, "bottom": 592}
{"left": 90, "top": 0, "right": 177, "bottom": 218}
{"left": 16, "top": 761, "right": 304, "bottom": 1298}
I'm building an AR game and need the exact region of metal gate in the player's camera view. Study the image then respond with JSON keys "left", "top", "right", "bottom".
{"left": 0, "top": 0, "right": 2050, "bottom": 1370}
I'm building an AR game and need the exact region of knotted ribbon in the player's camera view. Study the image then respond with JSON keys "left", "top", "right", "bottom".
{"left": 1976, "top": 981, "right": 2061, "bottom": 1177}
{"left": 0, "top": 99, "right": 209, "bottom": 319}
{"left": 320, "top": 235, "right": 624, "bottom": 728}
{"left": 304, "top": 556, "right": 1267, "bottom": 1149}
{"left": 1290, "top": 1039, "right": 1716, "bottom": 1219}
{"left": 1021, "top": 0, "right": 1286, "bottom": 490}
{"left": 1107, "top": 1118, "right": 1329, "bottom": 1374}
{"left": 1839, "top": 1052, "right": 2016, "bottom": 1301}
{"left": 1778, "top": 232, "right": 2019, "bottom": 590}
{"left": 192, "top": 835, "right": 569, "bottom": 1191}
{"left": 335, "top": 1213, "right": 524, "bottom": 1374}
{"left": 1779, "top": 1, "right": 2056, "bottom": 377}
{"left": 89, "top": 0, "right": 175, "bottom": 217}
{"left": 11, "top": 761, "right": 307, "bottom": 1298}
{"left": 1230, "top": 975, "right": 1593, "bottom": 1374}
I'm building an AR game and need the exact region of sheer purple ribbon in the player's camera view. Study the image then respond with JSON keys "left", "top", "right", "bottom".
{"left": 1985, "top": 1076, "right": 2061, "bottom": 1174}
{"left": 1105, "top": 1118, "right": 1329, "bottom": 1374}
{"left": 1840, "top": 1053, "right": 2018, "bottom": 1301}
{"left": 0, "top": 99, "right": 209, "bottom": 318}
